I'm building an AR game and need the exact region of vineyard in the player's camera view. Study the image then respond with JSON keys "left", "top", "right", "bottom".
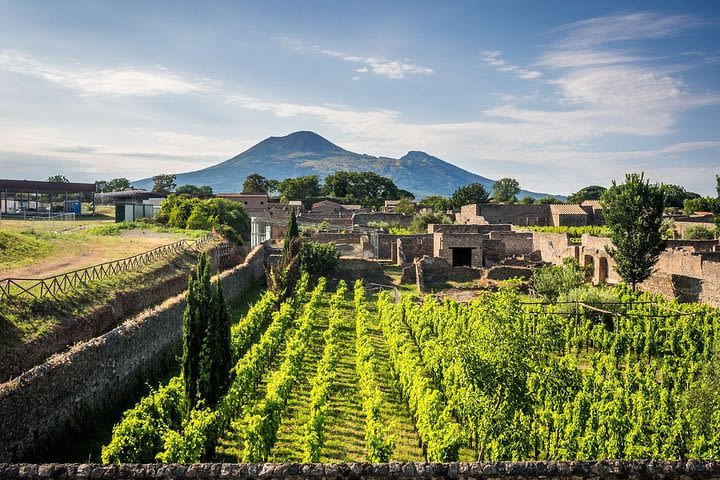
{"left": 101, "top": 278, "right": 720, "bottom": 463}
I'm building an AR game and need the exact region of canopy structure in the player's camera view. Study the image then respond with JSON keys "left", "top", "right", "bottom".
{"left": 0, "top": 179, "right": 95, "bottom": 216}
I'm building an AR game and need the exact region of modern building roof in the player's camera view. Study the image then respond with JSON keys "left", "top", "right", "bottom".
{"left": 95, "top": 189, "right": 164, "bottom": 200}
{"left": 0, "top": 179, "right": 95, "bottom": 194}
{"left": 550, "top": 204, "right": 589, "bottom": 215}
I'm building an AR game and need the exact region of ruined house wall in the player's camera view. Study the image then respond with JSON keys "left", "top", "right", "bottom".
{"left": 0, "top": 245, "right": 267, "bottom": 462}
{"left": 396, "top": 234, "right": 433, "bottom": 265}
{"left": 311, "top": 232, "right": 362, "bottom": 244}
{"left": 488, "top": 231, "right": 534, "bottom": 257}
{"left": 433, "top": 233, "right": 486, "bottom": 267}
{"left": 428, "top": 223, "right": 511, "bottom": 234}
{"left": 532, "top": 232, "right": 577, "bottom": 265}
{"left": 477, "top": 204, "right": 551, "bottom": 226}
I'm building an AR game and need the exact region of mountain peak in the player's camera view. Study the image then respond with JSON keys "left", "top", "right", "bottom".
{"left": 248, "top": 130, "right": 345, "bottom": 156}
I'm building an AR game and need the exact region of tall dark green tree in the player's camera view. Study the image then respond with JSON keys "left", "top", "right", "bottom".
{"left": 242, "top": 173, "right": 278, "bottom": 194}
{"left": 601, "top": 173, "right": 665, "bottom": 290}
{"left": 182, "top": 253, "right": 232, "bottom": 410}
{"left": 450, "top": 183, "right": 490, "bottom": 209}
{"left": 270, "top": 208, "right": 301, "bottom": 299}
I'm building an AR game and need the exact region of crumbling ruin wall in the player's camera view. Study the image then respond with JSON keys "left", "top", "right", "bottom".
{"left": 396, "top": 234, "right": 433, "bottom": 265}
{"left": 532, "top": 232, "right": 577, "bottom": 265}
{"left": 353, "top": 212, "right": 413, "bottom": 227}
{"left": 0, "top": 245, "right": 267, "bottom": 462}
{"left": 336, "top": 258, "right": 386, "bottom": 285}
{"left": 311, "top": 232, "right": 362, "bottom": 244}
{"left": 488, "top": 231, "right": 534, "bottom": 257}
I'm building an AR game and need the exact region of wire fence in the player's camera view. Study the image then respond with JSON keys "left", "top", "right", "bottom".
{"left": 0, "top": 233, "right": 215, "bottom": 304}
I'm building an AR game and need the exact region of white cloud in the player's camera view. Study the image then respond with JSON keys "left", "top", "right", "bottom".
{"left": 482, "top": 51, "right": 542, "bottom": 80}
{"left": 279, "top": 39, "right": 433, "bottom": 79}
{"left": 551, "top": 11, "right": 704, "bottom": 48}
{"left": 0, "top": 50, "right": 208, "bottom": 96}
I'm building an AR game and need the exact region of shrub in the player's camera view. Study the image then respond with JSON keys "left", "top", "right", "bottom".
{"left": 532, "top": 257, "right": 585, "bottom": 302}
{"left": 409, "top": 211, "right": 452, "bottom": 233}
{"left": 299, "top": 241, "right": 340, "bottom": 276}
{"left": 159, "top": 195, "right": 250, "bottom": 243}
{"left": 683, "top": 225, "right": 716, "bottom": 240}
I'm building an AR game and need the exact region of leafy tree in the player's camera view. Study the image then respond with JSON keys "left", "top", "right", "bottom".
{"left": 397, "top": 189, "right": 415, "bottom": 200}
{"left": 567, "top": 185, "right": 607, "bottom": 204}
{"left": 48, "top": 174, "right": 69, "bottom": 183}
{"left": 450, "top": 183, "right": 490, "bottom": 209}
{"left": 159, "top": 195, "right": 249, "bottom": 242}
{"left": 242, "top": 173, "right": 278, "bottom": 194}
{"left": 95, "top": 177, "right": 131, "bottom": 193}
{"left": 299, "top": 241, "right": 340, "bottom": 276}
{"left": 683, "top": 197, "right": 715, "bottom": 215}
{"left": 660, "top": 184, "right": 700, "bottom": 209}
{"left": 394, "top": 197, "right": 416, "bottom": 215}
{"left": 419, "top": 195, "right": 453, "bottom": 212}
{"left": 182, "top": 253, "right": 232, "bottom": 410}
{"left": 322, "top": 171, "right": 400, "bottom": 203}
{"left": 278, "top": 175, "right": 321, "bottom": 201}
{"left": 601, "top": 173, "right": 665, "bottom": 290}
{"left": 520, "top": 196, "right": 536, "bottom": 205}
{"left": 175, "top": 184, "right": 214, "bottom": 197}
{"left": 152, "top": 174, "right": 177, "bottom": 194}
{"left": 683, "top": 225, "right": 716, "bottom": 240}
{"left": 492, "top": 178, "right": 520, "bottom": 203}
{"left": 537, "top": 196, "right": 562, "bottom": 204}
{"left": 409, "top": 211, "right": 452, "bottom": 233}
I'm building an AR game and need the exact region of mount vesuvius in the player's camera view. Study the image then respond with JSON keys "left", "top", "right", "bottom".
{"left": 132, "top": 131, "right": 555, "bottom": 199}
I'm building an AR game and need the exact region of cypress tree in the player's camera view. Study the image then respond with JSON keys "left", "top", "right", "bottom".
{"left": 182, "top": 253, "right": 231, "bottom": 410}
{"left": 282, "top": 208, "right": 300, "bottom": 258}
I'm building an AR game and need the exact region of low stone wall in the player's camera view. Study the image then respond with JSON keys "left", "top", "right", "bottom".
{"left": 0, "top": 245, "right": 267, "bottom": 462}
{"left": 353, "top": 212, "right": 413, "bottom": 227}
{"left": 4, "top": 460, "right": 717, "bottom": 480}
{"left": 336, "top": 258, "right": 386, "bottom": 285}
{"left": 311, "top": 232, "right": 362, "bottom": 244}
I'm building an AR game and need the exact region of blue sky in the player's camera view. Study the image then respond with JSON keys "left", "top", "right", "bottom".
{"left": 0, "top": 0, "right": 718, "bottom": 196}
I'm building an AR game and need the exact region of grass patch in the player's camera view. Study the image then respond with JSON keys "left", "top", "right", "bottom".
{"left": 84, "top": 221, "right": 206, "bottom": 238}
{"left": 0, "top": 230, "right": 56, "bottom": 270}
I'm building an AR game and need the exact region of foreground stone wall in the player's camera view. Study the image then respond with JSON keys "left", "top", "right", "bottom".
{"left": 0, "top": 245, "right": 267, "bottom": 462}
{"left": 3, "top": 460, "right": 719, "bottom": 480}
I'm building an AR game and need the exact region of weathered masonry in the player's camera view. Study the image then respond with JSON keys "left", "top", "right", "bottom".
{"left": 0, "top": 245, "right": 267, "bottom": 462}
{"left": 1, "top": 460, "right": 719, "bottom": 480}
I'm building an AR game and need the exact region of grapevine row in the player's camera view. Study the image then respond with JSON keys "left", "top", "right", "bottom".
{"left": 237, "top": 277, "right": 327, "bottom": 462}
{"left": 158, "top": 274, "right": 320, "bottom": 462}
{"left": 353, "top": 281, "right": 394, "bottom": 462}
{"left": 302, "top": 280, "right": 348, "bottom": 462}
{"left": 101, "top": 286, "right": 283, "bottom": 463}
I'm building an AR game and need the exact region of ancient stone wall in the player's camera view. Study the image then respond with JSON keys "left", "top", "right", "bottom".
{"left": 428, "top": 223, "right": 511, "bottom": 234}
{"left": 531, "top": 232, "right": 578, "bottom": 265}
{"left": 477, "top": 204, "right": 551, "bottom": 226}
{"left": 665, "top": 239, "right": 718, "bottom": 252}
{"left": 396, "top": 235, "right": 433, "bottom": 265}
{"left": 311, "top": 232, "right": 362, "bottom": 244}
{"left": 352, "top": 213, "right": 413, "bottom": 227}
{"left": 336, "top": 258, "right": 386, "bottom": 285}
{"left": 0, "top": 245, "right": 267, "bottom": 462}
{"left": 3, "top": 461, "right": 720, "bottom": 480}
{"left": 488, "top": 231, "right": 534, "bottom": 257}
